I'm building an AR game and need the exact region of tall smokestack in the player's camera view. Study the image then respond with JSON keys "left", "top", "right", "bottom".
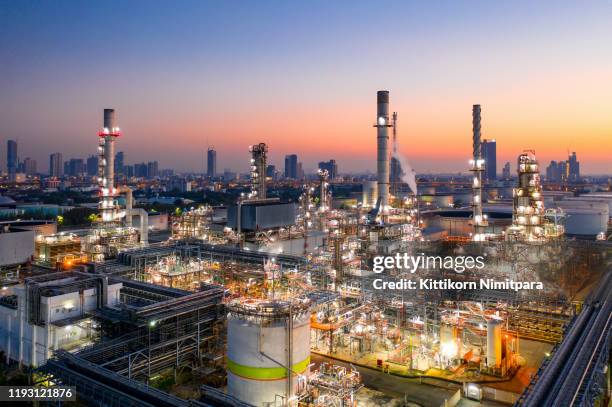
{"left": 99, "top": 108, "right": 120, "bottom": 224}
{"left": 470, "top": 104, "right": 487, "bottom": 241}
{"left": 375, "top": 90, "right": 391, "bottom": 209}
{"left": 472, "top": 105, "right": 481, "bottom": 160}
{"left": 104, "top": 108, "right": 116, "bottom": 130}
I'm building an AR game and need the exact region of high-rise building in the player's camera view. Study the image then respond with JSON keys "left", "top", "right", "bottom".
{"left": 560, "top": 161, "right": 569, "bottom": 182}
{"left": 502, "top": 162, "right": 511, "bottom": 180}
{"left": 266, "top": 164, "right": 276, "bottom": 180}
{"left": 7, "top": 140, "right": 17, "bottom": 181}
{"left": 481, "top": 139, "right": 497, "bottom": 181}
{"left": 134, "top": 163, "right": 147, "bottom": 178}
{"left": 546, "top": 154, "right": 579, "bottom": 183}
{"left": 115, "top": 151, "right": 124, "bottom": 176}
{"left": 86, "top": 155, "right": 98, "bottom": 176}
{"left": 22, "top": 158, "right": 37, "bottom": 175}
{"left": 546, "top": 161, "right": 560, "bottom": 182}
{"left": 49, "top": 153, "right": 63, "bottom": 177}
{"left": 568, "top": 152, "right": 580, "bottom": 182}
{"left": 207, "top": 148, "right": 216, "bottom": 177}
{"left": 147, "top": 161, "right": 159, "bottom": 178}
{"left": 284, "top": 154, "right": 298, "bottom": 179}
{"left": 66, "top": 158, "right": 85, "bottom": 176}
{"left": 318, "top": 160, "right": 338, "bottom": 180}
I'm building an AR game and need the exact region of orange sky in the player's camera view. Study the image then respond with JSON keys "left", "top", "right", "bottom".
{"left": 1, "top": 1, "right": 611, "bottom": 174}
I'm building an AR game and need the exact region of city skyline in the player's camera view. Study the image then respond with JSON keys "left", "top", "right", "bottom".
{"left": 1, "top": 1, "right": 612, "bottom": 174}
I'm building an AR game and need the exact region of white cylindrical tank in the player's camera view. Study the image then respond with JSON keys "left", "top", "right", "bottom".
{"left": 486, "top": 319, "right": 502, "bottom": 368}
{"left": 227, "top": 300, "right": 311, "bottom": 406}
{"left": 556, "top": 200, "right": 608, "bottom": 236}
{"left": 362, "top": 181, "right": 378, "bottom": 207}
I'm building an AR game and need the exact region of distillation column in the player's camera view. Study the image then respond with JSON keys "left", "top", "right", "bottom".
{"left": 375, "top": 91, "right": 391, "bottom": 210}
{"left": 470, "top": 105, "right": 487, "bottom": 241}
{"left": 98, "top": 109, "right": 121, "bottom": 224}
{"left": 511, "top": 151, "right": 546, "bottom": 241}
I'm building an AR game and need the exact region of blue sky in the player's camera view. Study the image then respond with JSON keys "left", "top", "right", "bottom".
{"left": 1, "top": 1, "right": 611, "bottom": 174}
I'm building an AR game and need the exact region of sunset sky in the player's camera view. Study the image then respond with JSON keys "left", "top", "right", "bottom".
{"left": 1, "top": 1, "right": 611, "bottom": 174}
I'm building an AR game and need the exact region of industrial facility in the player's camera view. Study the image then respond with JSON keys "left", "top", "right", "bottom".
{"left": 0, "top": 95, "right": 610, "bottom": 407}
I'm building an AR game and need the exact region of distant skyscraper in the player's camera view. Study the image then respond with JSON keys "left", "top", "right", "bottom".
{"left": 318, "top": 159, "right": 338, "bottom": 180}
{"left": 266, "top": 164, "right": 276, "bottom": 180}
{"left": 22, "top": 157, "right": 37, "bottom": 175}
{"left": 7, "top": 140, "right": 17, "bottom": 181}
{"left": 66, "top": 158, "right": 85, "bottom": 176}
{"left": 207, "top": 148, "right": 216, "bottom": 177}
{"left": 568, "top": 152, "right": 580, "bottom": 182}
{"left": 560, "top": 161, "right": 569, "bottom": 182}
{"left": 284, "top": 154, "right": 298, "bottom": 179}
{"left": 49, "top": 153, "right": 63, "bottom": 177}
{"left": 502, "top": 162, "right": 511, "bottom": 179}
{"left": 115, "top": 151, "right": 124, "bottom": 175}
{"left": 546, "top": 153, "right": 579, "bottom": 183}
{"left": 546, "top": 161, "right": 560, "bottom": 182}
{"left": 481, "top": 139, "right": 497, "bottom": 181}
{"left": 147, "top": 161, "right": 159, "bottom": 178}
{"left": 134, "top": 163, "right": 147, "bottom": 178}
{"left": 86, "top": 155, "right": 98, "bottom": 176}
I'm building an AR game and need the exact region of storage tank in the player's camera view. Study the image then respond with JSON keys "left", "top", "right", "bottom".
{"left": 556, "top": 200, "right": 608, "bottom": 237}
{"left": 581, "top": 193, "right": 612, "bottom": 214}
{"left": 362, "top": 181, "right": 378, "bottom": 207}
{"left": 227, "top": 299, "right": 311, "bottom": 406}
{"left": 486, "top": 319, "right": 502, "bottom": 368}
{"left": 562, "top": 208, "right": 607, "bottom": 236}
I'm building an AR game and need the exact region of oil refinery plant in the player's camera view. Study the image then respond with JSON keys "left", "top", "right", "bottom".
{"left": 0, "top": 92, "right": 610, "bottom": 407}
